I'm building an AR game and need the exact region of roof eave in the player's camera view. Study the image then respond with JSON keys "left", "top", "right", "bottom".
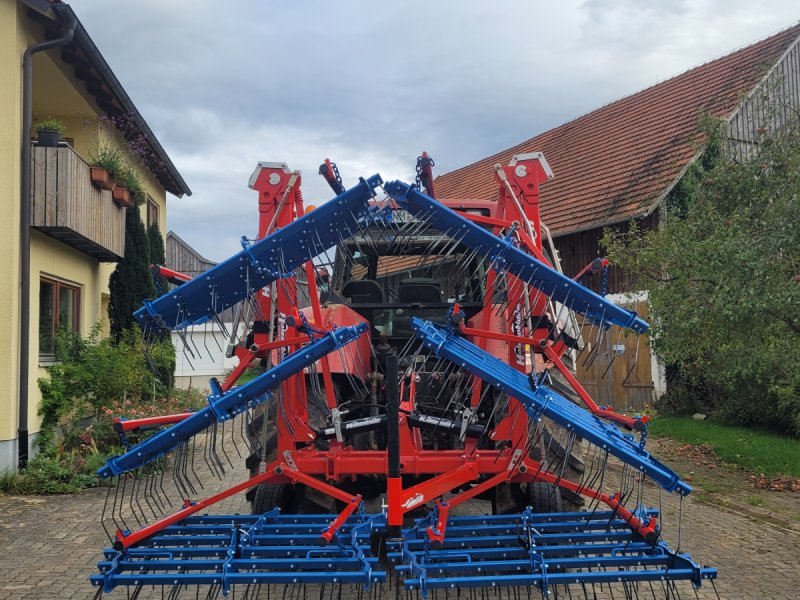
{"left": 48, "top": 3, "right": 192, "bottom": 197}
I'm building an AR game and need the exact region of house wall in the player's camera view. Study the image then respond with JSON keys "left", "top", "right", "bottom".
{"left": 30, "top": 46, "right": 168, "bottom": 242}
{"left": 0, "top": 1, "right": 171, "bottom": 471}
{"left": 0, "top": 0, "right": 27, "bottom": 469}
{"left": 97, "top": 123, "right": 167, "bottom": 239}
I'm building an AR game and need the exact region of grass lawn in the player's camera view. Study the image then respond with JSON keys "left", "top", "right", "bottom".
{"left": 231, "top": 368, "right": 262, "bottom": 386}
{"left": 649, "top": 416, "right": 800, "bottom": 478}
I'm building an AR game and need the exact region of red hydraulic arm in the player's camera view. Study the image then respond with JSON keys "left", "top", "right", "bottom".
{"left": 150, "top": 264, "right": 191, "bottom": 286}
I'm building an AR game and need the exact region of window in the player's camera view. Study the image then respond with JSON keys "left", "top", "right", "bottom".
{"left": 147, "top": 196, "right": 160, "bottom": 229}
{"left": 39, "top": 277, "right": 80, "bottom": 356}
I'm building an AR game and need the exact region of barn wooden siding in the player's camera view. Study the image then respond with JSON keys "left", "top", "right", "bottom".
{"left": 552, "top": 212, "right": 659, "bottom": 295}
{"left": 728, "top": 37, "right": 800, "bottom": 159}
{"left": 166, "top": 231, "right": 215, "bottom": 278}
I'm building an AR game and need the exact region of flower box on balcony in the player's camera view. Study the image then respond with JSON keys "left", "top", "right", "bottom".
{"left": 90, "top": 167, "right": 116, "bottom": 191}
{"left": 112, "top": 186, "right": 133, "bottom": 208}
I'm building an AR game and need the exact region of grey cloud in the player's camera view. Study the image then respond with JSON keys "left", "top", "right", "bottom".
{"left": 70, "top": 0, "right": 799, "bottom": 260}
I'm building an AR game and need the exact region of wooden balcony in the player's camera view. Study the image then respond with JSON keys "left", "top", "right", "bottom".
{"left": 30, "top": 144, "right": 126, "bottom": 261}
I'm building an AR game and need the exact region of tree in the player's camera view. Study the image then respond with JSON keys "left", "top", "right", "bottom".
{"left": 108, "top": 206, "right": 154, "bottom": 337}
{"left": 144, "top": 222, "right": 175, "bottom": 388}
{"left": 603, "top": 117, "right": 800, "bottom": 434}
{"left": 147, "top": 223, "right": 169, "bottom": 294}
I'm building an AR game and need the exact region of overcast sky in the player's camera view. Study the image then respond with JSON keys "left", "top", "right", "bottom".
{"left": 71, "top": 0, "right": 798, "bottom": 262}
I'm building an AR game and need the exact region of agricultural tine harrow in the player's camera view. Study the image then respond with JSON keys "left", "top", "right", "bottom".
{"left": 90, "top": 155, "right": 716, "bottom": 599}
{"left": 392, "top": 511, "right": 716, "bottom": 597}
{"left": 411, "top": 317, "right": 686, "bottom": 496}
{"left": 91, "top": 510, "right": 387, "bottom": 596}
{"left": 98, "top": 324, "right": 367, "bottom": 479}
{"left": 383, "top": 179, "right": 649, "bottom": 333}
{"left": 134, "top": 174, "right": 382, "bottom": 334}
{"left": 96, "top": 323, "right": 367, "bottom": 551}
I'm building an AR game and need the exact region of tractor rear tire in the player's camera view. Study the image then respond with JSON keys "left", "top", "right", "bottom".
{"left": 526, "top": 481, "right": 563, "bottom": 514}
{"left": 251, "top": 482, "right": 291, "bottom": 515}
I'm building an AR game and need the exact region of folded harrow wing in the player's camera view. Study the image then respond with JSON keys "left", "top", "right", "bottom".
{"left": 91, "top": 156, "right": 716, "bottom": 599}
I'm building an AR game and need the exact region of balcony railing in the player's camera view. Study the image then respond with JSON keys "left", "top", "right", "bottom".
{"left": 30, "top": 144, "right": 126, "bottom": 261}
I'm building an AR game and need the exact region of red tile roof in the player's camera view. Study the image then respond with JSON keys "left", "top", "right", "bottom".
{"left": 434, "top": 25, "right": 800, "bottom": 236}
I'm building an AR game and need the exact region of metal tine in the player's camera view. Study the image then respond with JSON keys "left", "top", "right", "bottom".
{"left": 415, "top": 228, "right": 451, "bottom": 269}
{"left": 176, "top": 329, "right": 196, "bottom": 372}
{"left": 189, "top": 435, "right": 205, "bottom": 492}
{"left": 469, "top": 386, "right": 509, "bottom": 454}
{"left": 227, "top": 411, "right": 244, "bottom": 459}
{"left": 181, "top": 440, "right": 197, "bottom": 495}
{"left": 581, "top": 309, "right": 608, "bottom": 369}
{"left": 140, "top": 462, "right": 160, "bottom": 520}
{"left": 150, "top": 453, "right": 171, "bottom": 513}
{"left": 218, "top": 419, "right": 235, "bottom": 469}
{"left": 188, "top": 326, "right": 205, "bottom": 362}
{"left": 393, "top": 209, "right": 436, "bottom": 255}
{"left": 157, "top": 452, "right": 175, "bottom": 508}
{"left": 445, "top": 244, "right": 484, "bottom": 298}
{"left": 430, "top": 230, "right": 470, "bottom": 281}
{"left": 620, "top": 333, "right": 642, "bottom": 388}
{"left": 361, "top": 204, "right": 396, "bottom": 255}
{"left": 204, "top": 316, "right": 218, "bottom": 355}
{"left": 341, "top": 342, "right": 371, "bottom": 398}
{"left": 100, "top": 476, "right": 115, "bottom": 542}
{"left": 113, "top": 471, "right": 130, "bottom": 534}
{"left": 171, "top": 441, "right": 193, "bottom": 501}
{"left": 210, "top": 420, "right": 228, "bottom": 476}
{"left": 128, "top": 466, "right": 146, "bottom": 528}
{"left": 600, "top": 324, "right": 625, "bottom": 381}
{"left": 202, "top": 424, "right": 221, "bottom": 480}
{"left": 244, "top": 408, "right": 263, "bottom": 460}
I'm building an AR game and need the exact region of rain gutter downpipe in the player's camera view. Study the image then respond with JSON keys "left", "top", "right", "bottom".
{"left": 18, "top": 13, "right": 77, "bottom": 469}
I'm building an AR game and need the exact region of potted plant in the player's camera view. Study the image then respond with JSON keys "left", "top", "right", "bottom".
{"left": 90, "top": 147, "right": 122, "bottom": 191}
{"left": 113, "top": 167, "right": 142, "bottom": 208}
{"left": 35, "top": 117, "right": 65, "bottom": 147}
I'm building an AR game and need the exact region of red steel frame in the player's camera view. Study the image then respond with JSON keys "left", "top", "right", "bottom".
{"left": 117, "top": 155, "right": 655, "bottom": 549}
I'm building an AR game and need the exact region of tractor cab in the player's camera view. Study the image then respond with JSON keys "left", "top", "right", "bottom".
{"left": 327, "top": 211, "right": 495, "bottom": 345}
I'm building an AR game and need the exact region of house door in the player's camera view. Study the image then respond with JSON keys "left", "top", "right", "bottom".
{"left": 574, "top": 300, "right": 654, "bottom": 412}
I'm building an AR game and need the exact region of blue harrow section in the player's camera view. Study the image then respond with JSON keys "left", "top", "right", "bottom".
{"left": 90, "top": 511, "right": 386, "bottom": 595}
{"left": 90, "top": 510, "right": 716, "bottom": 597}
{"left": 97, "top": 323, "right": 368, "bottom": 478}
{"left": 384, "top": 180, "right": 649, "bottom": 333}
{"left": 389, "top": 511, "right": 717, "bottom": 595}
{"left": 134, "top": 174, "right": 382, "bottom": 332}
{"left": 412, "top": 318, "right": 691, "bottom": 495}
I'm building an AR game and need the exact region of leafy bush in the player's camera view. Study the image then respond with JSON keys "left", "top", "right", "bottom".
{"left": 37, "top": 325, "right": 168, "bottom": 450}
{"left": 35, "top": 117, "right": 65, "bottom": 134}
{"left": 0, "top": 325, "right": 203, "bottom": 495}
{"left": 603, "top": 115, "right": 800, "bottom": 435}
{"left": 0, "top": 454, "right": 97, "bottom": 495}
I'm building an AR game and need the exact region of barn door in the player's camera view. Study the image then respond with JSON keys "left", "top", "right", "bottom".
{"left": 574, "top": 300, "right": 654, "bottom": 412}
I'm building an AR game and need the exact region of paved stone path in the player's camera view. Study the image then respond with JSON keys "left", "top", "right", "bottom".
{"left": 0, "top": 467, "right": 798, "bottom": 599}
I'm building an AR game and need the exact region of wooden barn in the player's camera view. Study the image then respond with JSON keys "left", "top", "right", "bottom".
{"left": 434, "top": 24, "right": 800, "bottom": 411}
